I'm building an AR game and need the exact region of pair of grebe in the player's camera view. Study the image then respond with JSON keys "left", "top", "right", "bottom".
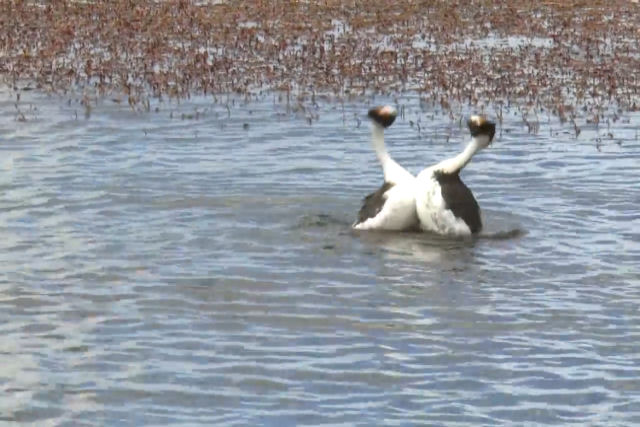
{"left": 353, "top": 105, "right": 495, "bottom": 236}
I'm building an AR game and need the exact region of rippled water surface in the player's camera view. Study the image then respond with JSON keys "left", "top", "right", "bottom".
{"left": 1, "top": 90, "right": 640, "bottom": 425}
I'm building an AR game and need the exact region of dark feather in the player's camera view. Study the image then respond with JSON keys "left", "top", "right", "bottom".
{"left": 356, "top": 182, "right": 394, "bottom": 225}
{"left": 434, "top": 171, "right": 482, "bottom": 233}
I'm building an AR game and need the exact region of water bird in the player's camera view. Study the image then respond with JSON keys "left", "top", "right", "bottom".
{"left": 353, "top": 105, "right": 419, "bottom": 231}
{"left": 415, "top": 115, "right": 495, "bottom": 236}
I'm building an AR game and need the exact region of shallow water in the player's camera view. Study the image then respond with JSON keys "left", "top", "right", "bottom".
{"left": 1, "top": 90, "right": 640, "bottom": 425}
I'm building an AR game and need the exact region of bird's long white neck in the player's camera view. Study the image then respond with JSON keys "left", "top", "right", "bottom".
{"left": 371, "top": 123, "right": 414, "bottom": 184}
{"left": 371, "top": 124, "right": 390, "bottom": 165}
{"left": 436, "top": 136, "right": 487, "bottom": 174}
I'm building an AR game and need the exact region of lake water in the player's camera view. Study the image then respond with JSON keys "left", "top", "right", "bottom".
{"left": 1, "top": 90, "right": 639, "bottom": 425}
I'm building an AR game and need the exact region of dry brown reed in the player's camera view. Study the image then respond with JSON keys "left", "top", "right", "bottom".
{"left": 2, "top": 0, "right": 639, "bottom": 119}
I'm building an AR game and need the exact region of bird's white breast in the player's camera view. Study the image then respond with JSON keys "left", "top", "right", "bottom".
{"left": 415, "top": 169, "right": 472, "bottom": 236}
{"left": 354, "top": 181, "right": 418, "bottom": 231}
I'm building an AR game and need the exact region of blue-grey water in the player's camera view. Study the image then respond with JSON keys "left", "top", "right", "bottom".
{"left": 1, "top": 89, "right": 639, "bottom": 425}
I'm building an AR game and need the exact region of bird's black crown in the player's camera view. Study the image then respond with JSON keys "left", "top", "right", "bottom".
{"left": 368, "top": 105, "right": 397, "bottom": 128}
{"left": 468, "top": 115, "right": 496, "bottom": 141}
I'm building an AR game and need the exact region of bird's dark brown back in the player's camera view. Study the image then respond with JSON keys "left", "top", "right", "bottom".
{"left": 356, "top": 182, "right": 394, "bottom": 225}
{"left": 434, "top": 171, "right": 482, "bottom": 233}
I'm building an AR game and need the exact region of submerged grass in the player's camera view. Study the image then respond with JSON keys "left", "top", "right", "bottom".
{"left": 1, "top": 0, "right": 640, "bottom": 122}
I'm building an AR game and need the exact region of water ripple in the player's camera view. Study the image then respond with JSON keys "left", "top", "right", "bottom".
{"left": 0, "top": 92, "right": 639, "bottom": 425}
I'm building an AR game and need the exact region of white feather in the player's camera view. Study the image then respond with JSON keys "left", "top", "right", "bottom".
{"left": 415, "top": 167, "right": 472, "bottom": 235}
{"left": 353, "top": 119, "right": 418, "bottom": 231}
{"left": 370, "top": 124, "right": 414, "bottom": 185}
{"left": 353, "top": 183, "right": 417, "bottom": 230}
{"left": 414, "top": 135, "right": 489, "bottom": 236}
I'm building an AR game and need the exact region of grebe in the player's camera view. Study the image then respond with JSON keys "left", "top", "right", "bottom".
{"left": 415, "top": 115, "right": 495, "bottom": 236}
{"left": 353, "top": 106, "right": 419, "bottom": 231}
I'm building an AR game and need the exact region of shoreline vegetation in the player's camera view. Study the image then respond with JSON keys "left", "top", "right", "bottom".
{"left": 2, "top": 0, "right": 640, "bottom": 125}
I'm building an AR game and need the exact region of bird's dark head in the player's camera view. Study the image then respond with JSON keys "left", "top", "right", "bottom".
{"left": 468, "top": 115, "right": 496, "bottom": 147}
{"left": 368, "top": 105, "right": 397, "bottom": 128}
